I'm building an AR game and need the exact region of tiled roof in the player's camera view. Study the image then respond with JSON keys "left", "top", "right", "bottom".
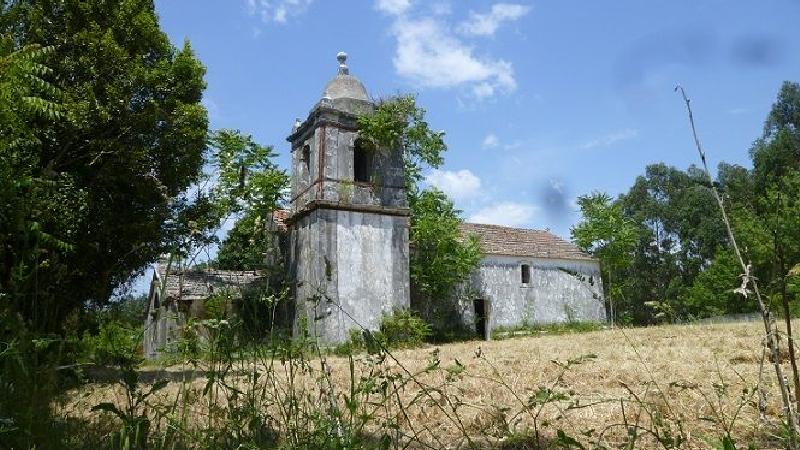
{"left": 156, "top": 267, "right": 264, "bottom": 301}
{"left": 459, "top": 222, "right": 594, "bottom": 261}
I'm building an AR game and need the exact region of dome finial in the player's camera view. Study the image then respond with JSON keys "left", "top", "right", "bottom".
{"left": 337, "top": 51, "right": 349, "bottom": 75}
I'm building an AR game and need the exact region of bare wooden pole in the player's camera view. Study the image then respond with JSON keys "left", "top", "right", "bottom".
{"left": 675, "top": 85, "right": 798, "bottom": 447}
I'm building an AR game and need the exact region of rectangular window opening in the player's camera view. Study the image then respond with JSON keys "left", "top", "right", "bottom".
{"left": 354, "top": 139, "right": 371, "bottom": 183}
{"left": 301, "top": 144, "right": 310, "bottom": 172}
{"left": 521, "top": 264, "right": 531, "bottom": 284}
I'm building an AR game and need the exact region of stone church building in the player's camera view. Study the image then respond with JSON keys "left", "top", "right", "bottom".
{"left": 143, "top": 53, "right": 604, "bottom": 357}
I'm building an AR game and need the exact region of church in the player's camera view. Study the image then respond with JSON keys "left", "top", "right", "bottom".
{"left": 143, "top": 53, "right": 604, "bottom": 358}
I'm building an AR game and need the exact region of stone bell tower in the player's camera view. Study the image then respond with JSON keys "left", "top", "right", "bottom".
{"left": 286, "top": 52, "right": 410, "bottom": 344}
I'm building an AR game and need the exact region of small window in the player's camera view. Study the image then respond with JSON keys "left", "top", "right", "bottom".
{"left": 301, "top": 144, "right": 310, "bottom": 171}
{"left": 353, "top": 139, "right": 371, "bottom": 183}
{"left": 521, "top": 264, "right": 531, "bottom": 284}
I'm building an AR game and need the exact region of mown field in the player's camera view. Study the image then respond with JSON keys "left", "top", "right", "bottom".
{"left": 64, "top": 321, "right": 793, "bottom": 449}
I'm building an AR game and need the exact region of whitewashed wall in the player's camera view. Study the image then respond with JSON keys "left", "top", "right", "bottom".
{"left": 457, "top": 255, "right": 605, "bottom": 334}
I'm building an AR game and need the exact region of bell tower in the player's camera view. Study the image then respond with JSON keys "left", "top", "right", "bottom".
{"left": 286, "top": 52, "right": 410, "bottom": 343}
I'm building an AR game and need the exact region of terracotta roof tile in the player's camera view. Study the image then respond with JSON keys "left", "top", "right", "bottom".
{"left": 459, "top": 222, "right": 594, "bottom": 260}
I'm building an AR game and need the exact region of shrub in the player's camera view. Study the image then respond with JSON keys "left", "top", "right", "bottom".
{"left": 82, "top": 320, "right": 142, "bottom": 367}
{"left": 379, "top": 309, "right": 431, "bottom": 348}
{"left": 333, "top": 310, "right": 431, "bottom": 355}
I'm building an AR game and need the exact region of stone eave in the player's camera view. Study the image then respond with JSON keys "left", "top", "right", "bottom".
{"left": 285, "top": 199, "right": 410, "bottom": 225}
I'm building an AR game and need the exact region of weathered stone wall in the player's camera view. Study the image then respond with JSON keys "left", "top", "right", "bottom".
{"left": 456, "top": 255, "right": 605, "bottom": 335}
{"left": 288, "top": 107, "right": 406, "bottom": 214}
{"left": 290, "top": 208, "right": 410, "bottom": 343}
{"left": 288, "top": 95, "right": 411, "bottom": 344}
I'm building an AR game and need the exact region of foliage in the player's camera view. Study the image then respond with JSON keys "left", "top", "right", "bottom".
{"left": 1, "top": 0, "right": 209, "bottom": 333}
{"left": 166, "top": 129, "right": 288, "bottom": 267}
{"left": 680, "top": 249, "right": 753, "bottom": 318}
{"left": 357, "top": 94, "right": 446, "bottom": 195}
{"left": 409, "top": 189, "right": 482, "bottom": 329}
{"left": 209, "top": 129, "right": 288, "bottom": 218}
{"left": 337, "top": 309, "right": 432, "bottom": 354}
{"left": 571, "top": 82, "right": 800, "bottom": 325}
{"left": 379, "top": 308, "right": 432, "bottom": 348}
{"left": 571, "top": 192, "right": 638, "bottom": 323}
{"left": 82, "top": 320, "right": 142, "bottom": 368}
{"left": 215, "top": 209, "right": 284, "bottom": 271}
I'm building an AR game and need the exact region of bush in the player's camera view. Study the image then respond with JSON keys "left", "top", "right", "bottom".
{"left": 333, "top": 310, "right": 431, "bottom": 355}
{"left": 379, "top": 309, "right": 431, "bottom": 348}
{"left": 82, "top": 320, "right": 143, "bottom": 367}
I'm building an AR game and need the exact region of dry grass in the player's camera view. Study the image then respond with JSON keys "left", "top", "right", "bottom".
{"left": 64, "top": 320, "right": 796, "bottom": 449}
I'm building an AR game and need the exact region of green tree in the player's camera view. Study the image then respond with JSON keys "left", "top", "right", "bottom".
{"left": 0, "top": 33, "right": 74, "bottom": 447}
{"left": 1, "top": 0, "right": 209, "bottom": 333}
{"left": 681, "top": 249, "right": 754, "bottom": 318}
{"left": 189, "top": 130, "right": 289, "bottom": 270}
{"left": 357, "top": 94, "right": 446, "bottom": 195}
{"left": 571, "top": 192, "right": 638, "bottom": 325}
{"left": 409, "top": 189, "right": 481, "bottom": 330}
{"left": 742, "top": 81, "right": 800, "bottom": 406}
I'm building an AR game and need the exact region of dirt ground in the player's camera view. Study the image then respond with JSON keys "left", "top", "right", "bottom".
{"left": 65, "top": 320, "right": 796, "bottom": 449}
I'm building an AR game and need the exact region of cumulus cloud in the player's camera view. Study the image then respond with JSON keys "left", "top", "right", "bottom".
{"left": 458, "top": 3, "right": 531, "bottom": 37}
{"left": 247, "top": 0, "right": 312, "bottom": 23}
{"left": 375, "top": 0, "right": 411, "bottom": 15}
{"left": 468, "top": 202, "right": 538, "bottom": 227}
{"left": 482, "top": 133, "right": 499, "bottom": 148}
{"left": 581, "top": 128, "right": 639, "bottom": 149}
{"left": 375, "top": 2, "right": 520, "bottom": 99}
{"left": 391, "top": 17, "right": 516, "bottom": 95}
{"left": 426, "top": 169, "right": 482, "bottom": 201}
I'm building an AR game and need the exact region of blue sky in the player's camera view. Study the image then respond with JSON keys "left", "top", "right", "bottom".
{"left": 153, "top": 0, "right": 798, "bottom": 239}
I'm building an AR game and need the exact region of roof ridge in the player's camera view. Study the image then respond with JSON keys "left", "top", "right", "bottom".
{"left": 461, "top": 221, "right": 550, "bottom": 233}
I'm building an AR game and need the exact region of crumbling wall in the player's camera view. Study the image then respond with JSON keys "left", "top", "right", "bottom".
{"left": 457, "top": 256, "right": 605, "bottom": 335}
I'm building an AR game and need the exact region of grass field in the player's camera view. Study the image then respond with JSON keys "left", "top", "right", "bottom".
{"left": 64, "top": 320, "right": 794, "bottom": 449}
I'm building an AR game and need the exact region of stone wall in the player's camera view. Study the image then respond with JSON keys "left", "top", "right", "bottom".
{"left": 290, "top": 208, "right": 410, "bottom": 343}
{"left": 456, "top": 255, "right": 605, "bottom": 336}
{"left": 288, "top": 107, "right": 406, "bottom": 215}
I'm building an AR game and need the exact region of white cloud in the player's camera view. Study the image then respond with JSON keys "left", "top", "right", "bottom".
{"left": 390, "top": 16, "right": 516, "bottom": 95}
{"left": 426, "top": 169, "right": 482, "bottom": 201}
{"left": 375, "top": 2, "right": 519, "bottom": 99}
{"left": 482, "top": 133, "right": 499, "bottom": 148}
{"left": 247, "top": 0, "right": 312, "bottom": 23}
{"left": 468, "top": 202, "right": 539, "bottom": 227}
{"left": 458, "top": 3, "right": 531, "bottom": 37}
{"left": 375, "top": 0, "right": 411, "bottom": 15}
{"left": 580, "top": 128, "right": 639, "bottom": 149}
{"left": 429, "top": 2, "right": 452, "bottom": 16}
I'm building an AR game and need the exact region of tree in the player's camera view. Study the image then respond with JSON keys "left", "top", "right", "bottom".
{"left": 357, "top": 95, "right": 446, "bottom": 196}
{"left": 172, "top": 129, "right": 288, "bottom": 269}
{"left": 1, "top": 0, "right": 209, "bottom": 332}
{"left": 215, "top": 212, "right": 279, "bottom": 271}
{"left": 745, "top": 81, "right": 800, "bottom": 407}
{"left": 409, "top": 189, "right": 481, "bottom": 329}
{"left": 571, "top": 192, "right": 638, "bottom": 325}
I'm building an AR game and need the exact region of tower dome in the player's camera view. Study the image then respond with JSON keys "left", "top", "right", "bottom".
{"left": 320, "top": 52, "right": 371, "bottom": 104}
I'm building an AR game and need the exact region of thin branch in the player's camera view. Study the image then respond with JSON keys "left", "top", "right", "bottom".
{"left": 675, "top": 84, "right": 798, "bottom": 447}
